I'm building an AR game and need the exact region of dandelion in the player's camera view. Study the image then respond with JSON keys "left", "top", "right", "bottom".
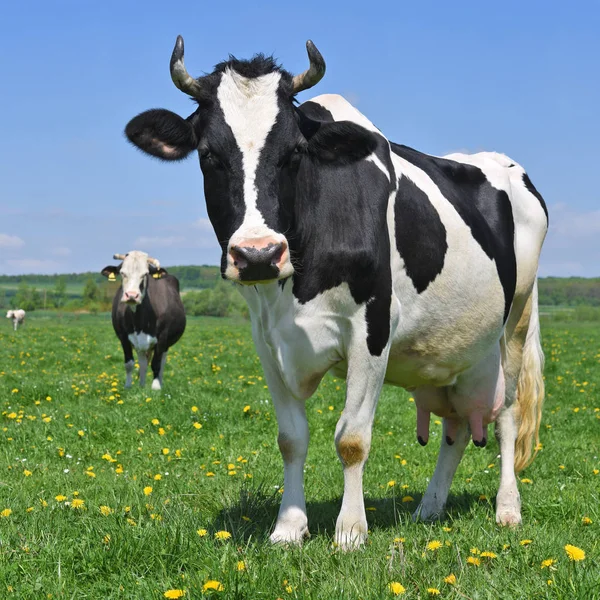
{"left": 206, "top": 472, "right": 215, "bottom": 477}
{"left": 426, "top": 540, "right": 443, "bottom": 551}
{"left": 541, "top": 558, "right": 556, "bottom": 568}
{"left": 401, "top": 496, "right": 414, "bottom": 503}
{"left": 520, "top": 539, "right": 532, "bottom": 546}
{"left": 388, "top": 480, "right": 396, "bottom": 487}
{"left": 164, "top": 590, "right": 185, "bottom": 599}
{"left": 99, "top": 505, "right": 113, "bottom": 516}
{"left": 214, "top": 530, "right": 231, "bottom": 540}
{"left": 480, "top": 551, "right": 497, "bottom": 559}
{"left": 520, "top": 478, "right": 533, "bottom": 484}
{"left": 162, "top": 448, "right": 170, "bottom": 455}
{"left": 442, "top": 526, "right": 452, "bottom": 532}
{"left": 564, "top": 544, "right": 585, "bottom": 561}
{"left": 197, "top": 528, "right": 208, "bottom": 537}
{"left": 154, "top": 474, "right": 162, "bottom": 481}
{"left": 427, "top": 589, "right": 441, "bottom": 596}
{"left": 243, "top": 405, "right": 251, "bottom": 413}
{"left": 582, "top": 516, "right": 592, "bottom": 525}
{"left": 202, "top": 580, "right": 224, "bottom": 592}
{"left": 191, "top": 406, "right": 198, "bottom": 412}
{"left": 237, "top": 560, "right": 246, "bottom": 571}
{"left": 152, "top": 419, "right": 160, "bottom": 425}
{"left": 78, "top": 430, "right": 85, "bottom": 437}
{"left": 393, "top": 537, "right": 405, "bottom": 544}
{"left": 193, "top": 423, "right": 202, "bottom": 429}
{"left": 0, "top": 508, "right": 12, "bottom": 518}
{"left": 103, "top": 534, "right": 111, "bottom": 544}
{"left": 71, "top": 499, "right": 85, "bottom": 509}
{"left": 23, "top": 469, "right": 32, "bottom": 477}
{"left": 143, "top": 486, "right": 153, "bottom": 496}
{"left": 388, "top": 582, "right": 406, "bottom": 595}
{"left": 444, "top": 574, "right": 456, "bottom": 585}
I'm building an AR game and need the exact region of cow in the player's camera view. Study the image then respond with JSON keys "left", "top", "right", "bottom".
{"left": 124, "top": 37, "right": 548, "bottom": 549}
{"left": 101, "top": 251, "right": 186, "bottom": 390}
{"left": 6, "top": 309, "right": 26, "bottom": 331}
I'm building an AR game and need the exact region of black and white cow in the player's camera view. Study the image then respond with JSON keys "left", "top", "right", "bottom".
{"left": 101, "top": 251, "right": 186, "bottom": 390}
{"left": 6, "top": 309, "right": 26, "bottom": 331}
{"left": 124, "top": 37, "right": 548, "bottom": 548}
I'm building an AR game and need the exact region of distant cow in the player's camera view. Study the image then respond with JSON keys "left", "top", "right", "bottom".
{"left": 6, "top": 309, "right": 26, "bottom": 331}
{"left": 101, "top": 251, "right": 186, "bottom": 390}
{"left": 124, "top": 37, "right": 547, "bottom": 548}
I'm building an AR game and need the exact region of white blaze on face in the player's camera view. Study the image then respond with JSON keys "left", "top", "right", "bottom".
{"left": 119, "top": 251, "right": 151, "bottom": 303}
{"left": 217, "top": 69, "right": 282, "bottom": 243}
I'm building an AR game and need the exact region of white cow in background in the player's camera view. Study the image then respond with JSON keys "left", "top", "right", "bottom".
{"left": 6, "top": 309, "right": 26, "bottom": 331}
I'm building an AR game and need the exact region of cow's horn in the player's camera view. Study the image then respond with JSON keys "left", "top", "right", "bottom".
{"left": 113, "top": 253, "right": 126, "bottom": 260}
{"left": 170, "top": 35, "right": 204, "bottom": 98}
{"left": 147, "top": 257, "right": 160, "bottom": 269}
{"left": 292, "top": 40, "right": 326, "bottom": 94}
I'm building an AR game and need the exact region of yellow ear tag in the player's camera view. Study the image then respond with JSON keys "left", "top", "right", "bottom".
{"left": 108, "top": 273, "right": 116, "bottom": 281}
{"left": 152, "top": 273, "right": 161, "bottom": 279}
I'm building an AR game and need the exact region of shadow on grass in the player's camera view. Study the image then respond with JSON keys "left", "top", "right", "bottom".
{"left": 207, "top": 484, "right": 481, "bottom": 543}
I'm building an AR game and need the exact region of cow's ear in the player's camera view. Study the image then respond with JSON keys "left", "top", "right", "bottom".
{"left": 307, "top": 121, "right": 378, "bottom": 165}
{"left": 151, "top": 267, "right": 168, "bottom": 279}
{"left": 101, "top": 266, "right": 120, "bottom": 280}
{"left": 125, "top": 109, "right": 198, "bottom": 161}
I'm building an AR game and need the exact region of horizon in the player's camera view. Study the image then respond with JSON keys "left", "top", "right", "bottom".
{"left": 1, "top": 1, "right": 598, "bottom": 277}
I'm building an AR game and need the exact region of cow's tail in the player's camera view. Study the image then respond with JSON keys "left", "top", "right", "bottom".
{"left": 514, "top": 281, "right": 545, "bottom": 472}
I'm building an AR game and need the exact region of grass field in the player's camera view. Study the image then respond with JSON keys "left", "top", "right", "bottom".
{"left": 0, "top": 314, "right": 598, "bottom": 599}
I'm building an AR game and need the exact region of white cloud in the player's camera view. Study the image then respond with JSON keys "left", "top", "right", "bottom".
{"left": 0, "top": 233, "right": 25, "bottom": 248}
{"left": 548, "top": 203, "right": 600, "bottom": 238}
{"left": 52, "top": 246, "right": 71, "bottom": 257}
{"left": 5, "top": 259, "right": 60, "bottom": 273}
{"left": 193, "top": 218, "right": 213, "bottom": 232}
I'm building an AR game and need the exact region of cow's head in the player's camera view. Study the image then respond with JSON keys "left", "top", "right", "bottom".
{"left": 6, "top": 310, "right": 14, "bottom": 319}
{"left": 125, "top": 36, "right": 326, "bottom": 284}
{"left": 101, "top": 251, "right": 164, "bottom": 305}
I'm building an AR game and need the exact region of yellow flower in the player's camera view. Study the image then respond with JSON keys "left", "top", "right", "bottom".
{"left": 466, "top": 556, "right": 480, "bottom": 566}
{"left": 520, "top": 539, "right": 532, "bottom": 546}
{"left": 71, "top": 499, "right": 85, "bottom": 509}
{"left": 154, "top": 474, "right": 162, "bottom": 481}
{"left": 103, "top": 534, "right": 111, "bottom": 544}
{"left": 426, "top": 540, "right": 443, "bottom": 551}
{"left": 582, "top": 516, "right": 592, "bottom": 525}
{"left": 541, "top": 558, "right": 556, "bottom": 568}
{"left": 99, "top": 505, "right": 113, "bottom": 516}
{"left": 0, "top": 508, "right": 12, "bottom": 518}
{"left": 480, "top": 551, "right": 497, "bottom": 558}
{"left": 243, "top": 405, "right": 251, "bottom": 413}
{"left": 202, "top": 580, "right": 224, "bottom": 592}
{"left": 214, "top": 530, "right": 231, "bottom": 540}
{"left": 193, "top": 423, "right": 202, "bottom": 429}
{"left": 197, "top": 528, "right": 207, "bottom": 537}
{"left": 191, "top": 406, "right": 198, "bottom": 412}
{"left": 144, "top": 486, "right": 153, "bottom": 496}
{"left": 23, "top": 469, "right": 32, "bottom": 477}
{"left": 393, "top": 537, "right": 406, "bottom": 544}
{"left": 444, "top": 574, "right": 456, "bottom": 585}
{"left": 78, "top": 430, "right": 85, "bottom": 437}
{"left": 387, "top": 480, "right": 396, "bottom": 487}
{"left": 442, "top": 526, "right": 452, "bottom": 532}
{"left": 388, "top": 582, "right": 406, "bottom": 595}
{"left": 206, "top": 472, "right": 215, "bottom": 477}
{"left": 162, "top": 448, "right": 170, "bottom": 455}
{"left": 564, "top": 544, "right": 585, "bottom": 561}
{"left": 520, "top": 478, "right": 532, "bottom": 484}
{"left": 401, "top": 496, "right": 414, "bottom": 503}
{"left": 164, "top": 590, "right": 185, "bottom": 599}
{"left": 151, "top": 419, "right": 160, "bottom": 425}
{"left": 236, "top": 560, "right": 246, "bottom": 571}
{"left": 427, "top": 589, "right": 440, "bottom": 596}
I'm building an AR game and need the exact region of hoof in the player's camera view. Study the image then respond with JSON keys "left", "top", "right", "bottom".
{"left": 473, "top": 437, "right": 487, "bottom": 448}
{"left": 334, "top": 529, "right": 367, "bottom": 551}
{"left": 270, "top": 526, "right": 309, "bottom": 546}
{"left": 445, "top": 436, "right": 454, "bottom": 446}
{"left": 496, "top": 509, "right": 522, "bottom": 527}
{"left": 413, "top": 502, "right": 444, "bottom": 523}
{"left": 417, "top": 435, "right": 427, "bottom": 447}
{"left": 151, "top": 379, "right": 162, "bottom": 391}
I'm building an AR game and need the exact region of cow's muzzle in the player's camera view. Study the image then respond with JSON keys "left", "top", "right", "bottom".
{"left": 122, "top": 290, "right": 142, "bottom": 305}
{"left": 227, "top": 238, "right": 292, "bottom": 283}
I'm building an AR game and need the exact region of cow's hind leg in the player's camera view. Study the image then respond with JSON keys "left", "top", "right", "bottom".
{"left": 496, "top": 283, "right": 544, "bottom": 526}
{"left": 138, "top": 350, "right": 150, "bottom": 387}
{"left": 414, "top": 418, "right": 469, "bottom": 521}
{"left": 335, "top": 346, "right": 390, "bottom": 550}
{"left": 150, "top": 344, "right": 166, "bottom": 390}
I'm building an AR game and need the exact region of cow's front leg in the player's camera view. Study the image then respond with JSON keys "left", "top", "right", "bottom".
{"left": 334, "top": 349, "right": 388, "bottom": 550}
{"left": 269, "top": 394, "right": 310, "bottom": 545}
{"left": 119, "top": 336, "right": 135, "bottom": 388}
{"left": 150, "top": 345, "right": 166, "bottom": 390}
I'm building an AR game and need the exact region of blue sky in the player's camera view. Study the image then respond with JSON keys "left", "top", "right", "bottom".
{"left": 0, "top": 1, "right": 598, "bottom": 276}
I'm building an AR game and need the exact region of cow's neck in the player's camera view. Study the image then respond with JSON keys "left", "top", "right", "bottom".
{"left": 239, "top": 279, "right": 294, "bottom": 330}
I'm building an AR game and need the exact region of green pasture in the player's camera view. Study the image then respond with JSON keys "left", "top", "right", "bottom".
{"left": 0, "top": 313, "right": 598, "bottom": 599}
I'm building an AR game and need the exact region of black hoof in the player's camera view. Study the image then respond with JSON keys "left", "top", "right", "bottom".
{"left": 418, "top": 436, "right": 427, "bottom": 447}
{"left": 446, "top": 436, "right": 454, "bottom": 446}
{"left": 473, "top": 437, "right": 487, "bottom": 448}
